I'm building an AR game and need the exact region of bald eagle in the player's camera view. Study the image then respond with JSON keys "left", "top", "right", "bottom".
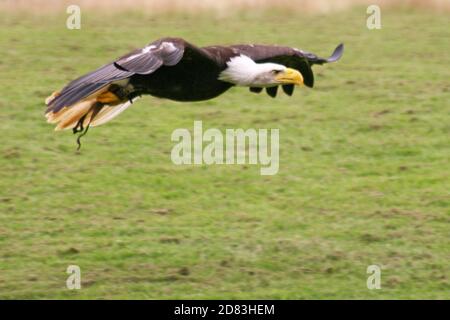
{"left": 45, "top": 37, "right": 343, "bottom": 140}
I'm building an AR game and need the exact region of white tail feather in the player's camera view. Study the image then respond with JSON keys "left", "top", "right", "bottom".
{"left": 53, "top": 100, "right": 95, "bottom": 131}
{"left": 90, "top": 100, "right": 134, "bottom": 127}
{"left": 46, "top": 90, "right": 138, "bottom": 131}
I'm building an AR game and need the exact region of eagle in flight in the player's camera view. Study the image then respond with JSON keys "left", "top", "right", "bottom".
{"left": 45, "top": 37, "right": 343, "bottom": 143}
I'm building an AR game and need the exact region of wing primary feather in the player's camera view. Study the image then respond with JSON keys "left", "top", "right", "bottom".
{"left": 326, "top": 43, "right": 344, "bottom": 63}
{"left": 305, "top": 43, "right": 344, "bottom": 65}
{"left": 46, "top": 63, "right": 132, "bottom": 113}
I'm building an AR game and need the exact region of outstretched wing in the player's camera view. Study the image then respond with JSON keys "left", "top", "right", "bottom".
{"left": 231, "top": 43, "right": 344, "bottom": 89}
{"left": 46, "top": 64, "right": 133, "bottom": 113}
{"left": 46, "top": 37, "right": 192, "bottom": 113}
{"left": 113, "top": 37, "right": 186, "bottom": 74}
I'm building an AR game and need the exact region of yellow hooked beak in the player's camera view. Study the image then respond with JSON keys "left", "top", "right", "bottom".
{"left": 275, "top": 68, "right": 303, "bottom": 86}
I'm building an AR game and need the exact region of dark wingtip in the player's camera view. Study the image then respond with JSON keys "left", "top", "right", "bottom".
{"left": 327, "top": 43, "right": 344, "bottom": 63}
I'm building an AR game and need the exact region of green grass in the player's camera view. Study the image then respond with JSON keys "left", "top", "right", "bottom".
{"left": 0, "top": 7, "right": 449, "bottom": 299}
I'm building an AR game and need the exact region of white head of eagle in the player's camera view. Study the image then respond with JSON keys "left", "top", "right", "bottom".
{"left": 218, "top": 54, "right": 303, "bottom": 87}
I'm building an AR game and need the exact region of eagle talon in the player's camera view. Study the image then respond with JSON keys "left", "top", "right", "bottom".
{"left": 97, "top": 91, "right": 122, "bottom": 104}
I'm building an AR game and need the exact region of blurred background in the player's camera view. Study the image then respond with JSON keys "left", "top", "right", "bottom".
{"left": 0, "top": 0, "right": 448, "bottom": 299}
{"left": 1, "top": 0, "right": 449, "bottom": 14}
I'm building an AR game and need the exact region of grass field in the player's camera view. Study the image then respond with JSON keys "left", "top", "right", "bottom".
{"left": 0, "top": 6, "right": 449, "bottom": 299}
